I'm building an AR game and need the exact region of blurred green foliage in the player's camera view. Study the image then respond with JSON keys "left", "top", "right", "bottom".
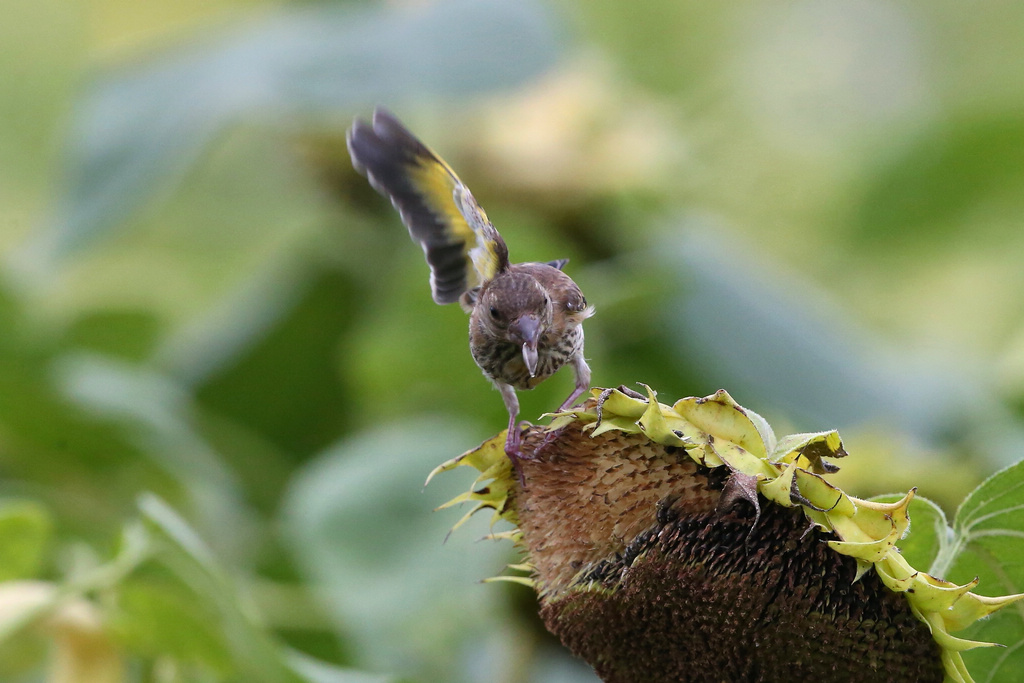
{"left": 2, "top": 0, "right": 1024, "bottom": 680}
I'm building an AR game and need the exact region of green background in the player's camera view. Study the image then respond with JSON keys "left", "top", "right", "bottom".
{"left": 2, "top": 0, "right": 1024, "bottom": 681}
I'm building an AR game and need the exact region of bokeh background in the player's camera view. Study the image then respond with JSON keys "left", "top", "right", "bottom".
{"left": 3, "top": 0, "right": 1024, "bottom": 681}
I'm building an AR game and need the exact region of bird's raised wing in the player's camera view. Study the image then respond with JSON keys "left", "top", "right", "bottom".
{"left": 347, "top": 107, "right": 509, "bottom": 304}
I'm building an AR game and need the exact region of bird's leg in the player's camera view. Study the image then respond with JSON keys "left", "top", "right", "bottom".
{"left": 531, "top": 355, "right": 592, "bottom": 460}
{"left": 558, "top": 354, "right": 592, "bottom": 411}
{"left": 498, "top": 383, "right": 529, "bottom": 482}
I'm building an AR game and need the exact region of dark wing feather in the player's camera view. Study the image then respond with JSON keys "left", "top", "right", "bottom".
{"left": 347, "top": 107, "right": 508, "bottom": 304}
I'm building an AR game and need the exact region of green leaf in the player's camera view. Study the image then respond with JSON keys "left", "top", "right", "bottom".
{"left": 139, "top": 494, "right": 223, "bottom": 580}
{"left": 112, "top": 576, "right": 234, "bottom": 675}
{"left": 0, "top": 524, "right": 149, "bottom": 645}
{"left": 139, "top": 494, "right": 303, "bottom": 683}
{"left": 869, "top": 493, "right": 948, "bottom": 573}
{"left": 285, "top": 650, "right": 399, "bottom": 683}
{"left": 944, "top": 459, "right": 1024, "bottom": 587}
{"left": 195, "top": 269, "right": 357, "bottom": 456}
{"left": 59, "top": 309, "right": 162, "bottom": 362}
{"left": 56, "top": 354, "right": 253, "bottom": 560}
{"left": 39, "top": 0, "right": 560, "bottom": 261}
{"left": 282, "top": 418, "right": 513, "bottom": 681}
{"left": 940, "top": 459, "right": 1024, "bottom": 683}
{"left": 0, "top": 501, "right": 52, "bottom": 582}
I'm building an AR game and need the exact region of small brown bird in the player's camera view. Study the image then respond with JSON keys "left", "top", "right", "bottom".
{"left": 346, "top": 107, "right": 593, "bottom": 466}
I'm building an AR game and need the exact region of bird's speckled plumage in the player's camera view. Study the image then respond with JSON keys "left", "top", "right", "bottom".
{"left": 468, "top": 264, "right": 591, "bottom": 391}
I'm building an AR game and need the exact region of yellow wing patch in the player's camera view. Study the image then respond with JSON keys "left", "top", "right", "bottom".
{"left": 407, "top": 159, "right": 505, "bottom": 285}
{"left": 348, "top": 107, "right": 509, "bottom": 304}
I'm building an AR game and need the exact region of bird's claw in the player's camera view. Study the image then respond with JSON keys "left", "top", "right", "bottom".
{"left": 504, "top": 425, "right": 533, "bottom": 487}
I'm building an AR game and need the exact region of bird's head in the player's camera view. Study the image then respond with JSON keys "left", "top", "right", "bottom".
{"left": 479, "top": 274, "right": 553, "bottom": 377}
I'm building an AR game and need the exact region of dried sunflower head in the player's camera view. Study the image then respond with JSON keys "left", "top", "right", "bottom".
{"left": 431, "top": 386, "right": 1024, "bottom": 683}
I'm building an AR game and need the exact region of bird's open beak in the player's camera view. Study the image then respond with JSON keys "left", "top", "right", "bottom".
{"left": 512, "top": 315, "right": 541, "bottom": 377}
{"left": 522, "top": 342, "right": 539, "bottom": 377}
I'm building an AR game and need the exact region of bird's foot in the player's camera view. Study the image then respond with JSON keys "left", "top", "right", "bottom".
{"left": 557, "top": 392, "right": 587, "bottom": 412}
{"left": 533, "top": 427, "right": 564, "bottom": 458}
{"left": 504, "top": 423, "right": 534, "bottom": 487}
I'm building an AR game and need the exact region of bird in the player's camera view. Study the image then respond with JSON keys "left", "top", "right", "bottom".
{"left": 346, "top": 107, "right": 593, "bottom": 470}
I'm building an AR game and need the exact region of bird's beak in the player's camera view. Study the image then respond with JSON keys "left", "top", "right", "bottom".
{"left": 522, "top": 342, "right": 539, "bottom": 377}
{"left": 512, "top": 315, "right": 541, "bottom": 377}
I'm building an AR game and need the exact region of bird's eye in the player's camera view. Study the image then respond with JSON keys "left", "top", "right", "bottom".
{"left": 489, "top": 306, "right": 501, "bottom": 320}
